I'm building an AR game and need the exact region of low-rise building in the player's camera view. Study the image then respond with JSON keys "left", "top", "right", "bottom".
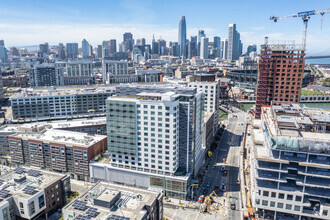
{"left": 63, "top": 181, "right": 163, "bottom": 220}
{"left": 250, "top": 102, "right": 330, "bottom": 219}
{"left": 0, "top": 167, "right": 70, "bottom": 220}
{"left": 8, "top": 125, "right": 107, "bottom": 181}
{"left": 10, "top": 87, "right": 114, "bottom": 120}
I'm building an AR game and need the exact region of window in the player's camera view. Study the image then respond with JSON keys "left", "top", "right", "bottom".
{"left": 287, "top": 194, "right": 293, "bottom": 200}
{"left": 278, "top": 193, "right": 284, "bottom": 199}
{"left": 285, "top": 204, "right": 292, "bottom": 210}
{"left": 39, "top": 195, "right": 45, "bottom": 208}
{"left": 270, "top": 201, "right": 275, "bottom": 207}
{"left": 294, "top": 205, "right": 300, "bottom": 212}
{"left": 29, "top": 201, "right": 35, "bottom": 215}
{"left": 263, "top": 191, "right": 269, "bottom": 197}
{"left": 295, "top": 196, "right": 302, "bottom": 202}
{"left": 19, "top": 202, "right": 24, "bottom": 208}
{"left": 262, "top": 200, "right": 268, "bottom": 206}
{"left": 277, "top": 203, "right": 283, "bottom": 209}
{"left": 323, "top": 210, "right": 328, "bottom": 216}
{"left": 271, "top": 192, "right": 276, "bottom": 198}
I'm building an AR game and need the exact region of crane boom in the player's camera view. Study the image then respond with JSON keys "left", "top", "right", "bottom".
{"left": 270, "top": 8, "right": 330, "bottom": 50}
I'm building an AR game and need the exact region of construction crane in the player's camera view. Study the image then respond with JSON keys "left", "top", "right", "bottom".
{"left": 270, "top": 8, "right": 330, "bottom": 50}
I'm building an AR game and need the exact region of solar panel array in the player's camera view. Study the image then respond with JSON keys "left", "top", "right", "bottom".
{"left": 0, "top": 189, "right": 10, "bottom": 198}
{"left": 28, "top": 169, "right": 42, "bottom": 177}
{"left": 72, "top": 200, "right": 88, "bottom": 211}
{"left": 108, "top": 215, "right": 130, "bottom": 220}
{"left": 75, "top": 215, "right": 91, "bottom": 220}
{"left": 14, "top": 167, "right": 25, "bottom": 174}
{"left": 23, "top": 186, "right": 38, "bottom": 195}
{"left": 86, "top": 207, "right": 98, "bottom": 217}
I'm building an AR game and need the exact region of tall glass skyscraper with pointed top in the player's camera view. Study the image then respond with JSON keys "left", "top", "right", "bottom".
{"left": 178, "top": 16, "right": 187, "bottom": 57}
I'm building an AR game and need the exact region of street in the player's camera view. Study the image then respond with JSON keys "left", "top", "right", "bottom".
{"left": 195, "top": 107, "right": 247, "bottom": 220}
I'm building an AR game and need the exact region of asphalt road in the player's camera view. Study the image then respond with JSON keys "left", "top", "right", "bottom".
{"left": 194, "top": 107, "right": 246, "bottom": 219}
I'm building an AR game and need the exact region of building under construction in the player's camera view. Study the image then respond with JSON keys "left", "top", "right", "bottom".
{"left": 255, "top": 38, "right": 305, "bottom": 118}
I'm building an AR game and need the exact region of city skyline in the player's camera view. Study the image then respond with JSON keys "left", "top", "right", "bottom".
{"left": 0, "top": 1, "right": 329, "bottom": 54}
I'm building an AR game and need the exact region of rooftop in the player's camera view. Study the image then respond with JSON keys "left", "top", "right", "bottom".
{"left": 11, "top": 86, "right": 115, "bottom": 99}
{"left": 0, "top": 167, "right": 67, "bottom": 206}
{"left": 11, "top": 127, "right": 106, "bottom": 147}
{"left": 63, "top": 181, "right": 162, "bottom": 220}
{"left": 260, "top": 102, "right": 330, "bottom": 154}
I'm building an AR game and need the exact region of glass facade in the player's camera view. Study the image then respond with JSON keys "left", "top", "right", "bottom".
{"left": 107, "top": 100, "right": 137, "bottom": 156}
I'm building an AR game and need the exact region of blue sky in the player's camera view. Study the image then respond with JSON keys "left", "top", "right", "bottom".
{"left": 0, "top": 0, "right": 329, "bottom": 54}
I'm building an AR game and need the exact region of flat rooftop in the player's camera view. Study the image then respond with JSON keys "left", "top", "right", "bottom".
{"left": 11, "top": 128, "right": 106, "bottom": 147}
{"left": 0, "top": 167, "right": 66, "bottom": 206}
{"left": 64, "top": 182, "right": 161, "bottom": 220}
{"left": 11, "top": 87, "right": 115, "bottom": 99}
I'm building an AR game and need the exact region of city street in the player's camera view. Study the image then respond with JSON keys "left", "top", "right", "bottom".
{"left": 195, "top": 107, "right": 247, "bottom": 219}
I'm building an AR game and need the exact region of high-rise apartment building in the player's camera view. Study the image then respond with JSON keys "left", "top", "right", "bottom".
{"left": 0, "top": 46, "right": 8, "bottom": 62}
{"left": 82, "top": 39, "right": 90, "bottom": 58}
{"left": 255, "top": 40, "right": 305, "bottom": 118}
{"left": 200, "top": 37, "right": 209, "bottom": 59}
{"left": 178, "top": 16, "right": 187, "bottom": 57}
{"left": 90, "top": 85, "right": 204, "bottom": 199}
{"left": 250, "top": 103, "right": 330, "bottom": 220}
{"left": 29, "top": 64, "right": 64, "bottom": 87}
{"left": 66, "top": 43, "right": 78, "bottom": 59}
{"left": 228, "top": 24, "right": 242, "bottom": 61}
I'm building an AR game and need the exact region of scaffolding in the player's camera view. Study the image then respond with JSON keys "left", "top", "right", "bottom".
{"left": 255, "top": 37, "right": 271, "bottom": 118}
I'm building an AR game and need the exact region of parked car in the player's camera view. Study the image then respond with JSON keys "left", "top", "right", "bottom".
{"left": 230, "top": 202, "right": 236, "bottom": 210}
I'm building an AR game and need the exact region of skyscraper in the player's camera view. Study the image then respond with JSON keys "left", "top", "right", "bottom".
{"left": 0, "top": 40, "right": 4, "bottom": 47}
{"left": 197, "top": 30, "right": 206, "bottom": 56}
{"left": 66, "top": 43, "right": 78, "bottom": 59}
{"left": 214, "top": 36, "right": 221, "bottom": 58}
{"left": 158, "top": 39, "right": 166, "bottom": 55}
{"left": 0, "top": 47, "right": 8, "bottom": 62}
{"left": 188, "top": 36, "right": 197, "bottom": 58}
{"left": 110, "top": 39, "right": 117, "bottom": 54}
{"left": 221, "top": 39, "right": 228, "bottom": 59}
{"left": 123, "top": 33, "right": 133, "bottom": 52}
{"left": 200, "top": 37, "right": 209, "bottom": 59}
{"left": 255, "top": 39, "right": 305, "bottom": 118}
{"left": 82, "top": 39, "right": 90, "bottom": 59}
{"left": 58, "top": 43, "right": 66, "bottom": 60}
{"left": 97, "top": 45, "right": 102, "bottom": 58}
{"left": 247, "top": 44, "right": 257, "bottom": 54}
{"left": 228, "top": 24, "right": 242, "bottom": 61}
{"left": 39, "top": 43, "right": 49, "bottom": 54}
{"left": 178, "top": 16, "right": 187, "bottom": 57}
